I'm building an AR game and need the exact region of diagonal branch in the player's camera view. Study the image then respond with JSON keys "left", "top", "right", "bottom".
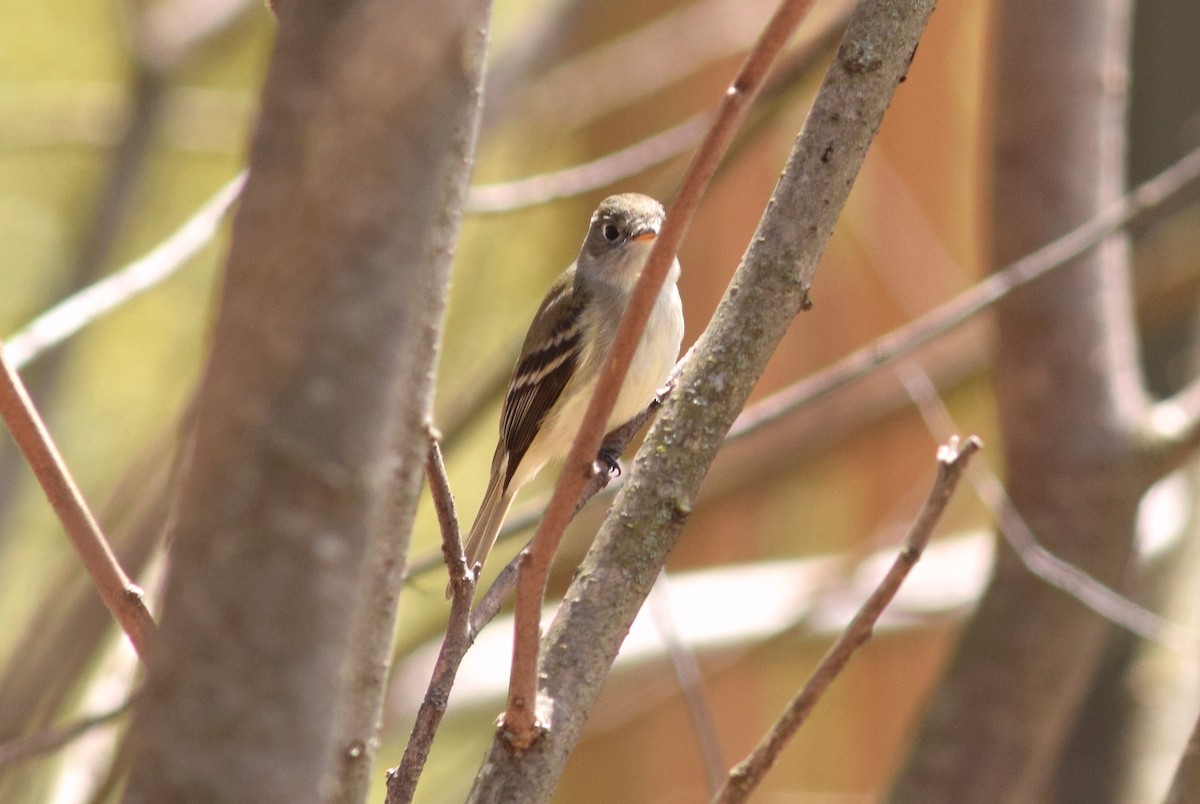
{"left": 503, "top": 0, "right": 822, "bottom": 749}
{"left": 0, "top": 696, "right": 135, "bottom": 771}
{"left": 3, "top": 172, "right": 246, "bottom": 371}
{"left": 469, "top": 0, "right": 937, "bottom": 798}
{"left": 730, "top": 140, "right": 1200, "bottom": 440}
{"left": 898, "top": 363, "right": 1191, "bottom": 652}
{"left": 713, "top": 436, "right": 981, "bottom": 804}
{"left": 0, "top": 344, "right": 156, "bottom": 660}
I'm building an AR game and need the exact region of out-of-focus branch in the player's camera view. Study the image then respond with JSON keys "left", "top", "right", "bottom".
{"left": 3, "top": 172, "right": 246, "bottom": 371}
{"left": 1165, "top": 714, "right": 1200, "bottom": 804}
{"left": 714, "top": 436, "right": 981, "bottom": 804}
{"left": 888, "top": 0, "right": 1147, "bottom": 799}
{"left": 515, "top": 0, "right": 848, "bottom": 132}
{"left": 899, "top": 363, "right": 1190, "bottom": 651}
{"left": 0, "top": 697, "right": 134, "bottom": 771}
{"left": 503, "top": 0, "right": 820, "bottom": 748}
{"left": 732, "top": 140, "right": 1200, "bottom": 440}
{"left": 469, "top": 0, "right": 936, "bottom": 797}
{"left": 468, "top": 0, "right": 856, "bottom": 215}
{"left": 467, "top": 116, "right": 707, "bottom": 213}
{"left": 648, "top": 575, "right": 726, "bottom": 797}
{"left": 0, "top": 345, "right": 157, "bottom": 659}
{"left": 135, "top": 0, "right": 259, "bottom": 71}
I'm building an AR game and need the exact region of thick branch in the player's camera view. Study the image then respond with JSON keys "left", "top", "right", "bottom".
{"left": 123, "top": 0, "right": 489, "bottom": 798}
{"left": 887, "top": 0, "right": 1147, "bottom": 800}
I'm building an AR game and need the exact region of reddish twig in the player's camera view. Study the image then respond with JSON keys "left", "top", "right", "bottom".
{"left": 389, "top": 375, "right": 682, "bottom": 793}
{"left": 503, "top": 0, "right": 821, "bottom": 749}
{"left": 713, "top": 435, "right": 982, "bottom": 803}
{"left": 0, "top": 344, "right": 156, "bottom": 660}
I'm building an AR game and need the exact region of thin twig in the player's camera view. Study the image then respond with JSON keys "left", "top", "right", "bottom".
{"left": 503, "top": 0, "right": 820, "bottom": 748}
{"left": 424, "top": 427, "right": 470, "bottom": 593}
{"left": 0, "top": 345, "right": 156, "bottom": 660}
{"left": 471, "top": 0, "right": 854, "bottom": 215}
{"left": 729, "top": 140, "right": 1200, "bottom": 441}
{"left": 3, "top": 172, "right": 246, "bottom": 371}
{"left": 386, "top": 431, "right": 474, "bottom": 803}
{"left": 713, "top": 435, "right": 982, "bottom": 803}
{"left": 390, "top": 376, "right": 684, "bottom": 792}
{"left": 648, "top": 573, "right": 726, "bottom": 797}
{"left": 897, "top": 363, "right": 1192, "bottom": 653}
{"left": 0, "top": 696, "right": 135, "bottom": 770}
{"left": 467, "top": 116, "right": 708, "bottom": 213}
{"left": 516, "top": 0, "right": 811, "bottom": 132}
{"left": 406, "top": 141, "right": 1200, "bottom": 581}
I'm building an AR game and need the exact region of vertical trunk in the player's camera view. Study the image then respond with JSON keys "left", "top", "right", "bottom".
{"left": 887, "top": 0, "right": 1147, "bottom": 801}
{"left": 123, "top": 1, "right": 487, "bottom": 800}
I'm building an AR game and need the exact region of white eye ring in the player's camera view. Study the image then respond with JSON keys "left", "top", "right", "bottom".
{"left": 602, "top": 223, "right": 620, "bottom": 242}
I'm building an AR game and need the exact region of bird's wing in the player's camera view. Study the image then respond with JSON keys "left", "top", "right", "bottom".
{"left": 498, "top": 278, "right": 587, "bottom": 486}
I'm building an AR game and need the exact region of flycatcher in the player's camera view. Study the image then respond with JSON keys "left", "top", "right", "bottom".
{"left": 458, "top": 193, "right": 684, "bottom": 589}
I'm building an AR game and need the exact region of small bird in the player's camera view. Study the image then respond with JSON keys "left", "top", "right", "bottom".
{"left": 456, "top": 193, "right": 684, "bottom": 591}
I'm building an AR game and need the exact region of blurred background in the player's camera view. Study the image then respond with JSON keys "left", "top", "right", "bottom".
{"left": 2, "top": 0, "right": 1199, "bottom": 801}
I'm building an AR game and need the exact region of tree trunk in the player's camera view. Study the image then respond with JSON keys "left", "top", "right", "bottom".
{"left": 122, "top": 1, "right": 488, "bottom": 801}
{"left": 886, "top": 0, "right": 1148, "bottom": 801}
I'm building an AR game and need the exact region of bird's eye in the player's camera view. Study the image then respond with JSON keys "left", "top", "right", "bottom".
{"left": 602, "top": 223, "right": 621, "bottom": 242}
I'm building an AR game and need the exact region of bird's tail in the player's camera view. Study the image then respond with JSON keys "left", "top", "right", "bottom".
{"left": 446, "top": 469, "right": 514, "bottom": 598}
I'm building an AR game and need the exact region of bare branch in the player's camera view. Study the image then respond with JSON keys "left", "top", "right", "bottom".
{"left": 466, "top": 0, "right": 857, "bottom": 215}
{"left": 0, "top": 696, "right": 134, "bottom": 770}
{"left": 898, "top": 364, "right": 1191, "bottom": 651}
{"left": 384, "top": 433, "right": 475, "bottom": 804}
{"left": 731, "top": 140, "right": 1200, "bottom": 441}
{"left": 503, "top": 0, "right": 822, "bottom": 749}
{"left": 514, "top": 0, "right": 783, "bottom": 131}
{"left": 3, "top": 172, "right": 246, "bottom": 371}
{"left": 469, "top": 0, "right": 937, "bottom": 797}
{"left": 648, "top": 575, "right": 726, "bottom": 797}
{"left": 424, "top": 428, "right": 471, "bottom": 593}
{"left": 714, "top": 436, "right": 981, "bottom": 804}
{"left": 467, "top": 116, "right": 708, "bottom": 213}
{"left": 0, "top": 344, "right": 156, "bottom": 660}
{"left": 123, "top": 0, "right": 490, "bottom": 797}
